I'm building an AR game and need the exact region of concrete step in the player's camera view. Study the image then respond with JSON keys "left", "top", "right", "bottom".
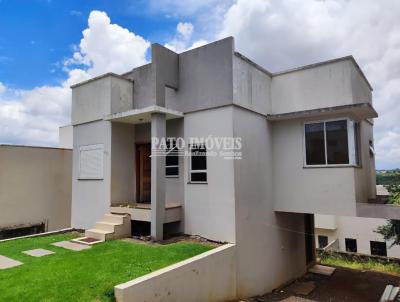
{"left": 85, "top": 229, "right": 114, "bottom": 241}
{"left": 103, "top": 213, "right": 126, "bottom": 224}
{"left": 95, "top": 221, "right": 120, "bottom": 232}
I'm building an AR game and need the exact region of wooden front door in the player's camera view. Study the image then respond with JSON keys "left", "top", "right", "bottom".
{"left": 136, "top": 144, "right": 151, "bottom": 203}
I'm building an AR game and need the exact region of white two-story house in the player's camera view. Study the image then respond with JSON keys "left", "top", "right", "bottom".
{"left": 69, "top": 37, "right": 382, "bottom": 298}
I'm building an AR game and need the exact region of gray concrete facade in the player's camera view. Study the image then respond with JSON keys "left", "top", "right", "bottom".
{"left": 69, "top": 37, "right": 379, "bottom": 298}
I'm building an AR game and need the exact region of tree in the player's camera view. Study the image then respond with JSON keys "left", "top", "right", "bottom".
{"left": 376, "top": 220, "right": 400, "bottom": 247}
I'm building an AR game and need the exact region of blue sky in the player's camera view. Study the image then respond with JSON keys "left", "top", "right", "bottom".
{"left": 0, "top": 0, "right": 399, "bottom": 169}
{"left": 0, "top": 0, "right": 183, "bottom": 89}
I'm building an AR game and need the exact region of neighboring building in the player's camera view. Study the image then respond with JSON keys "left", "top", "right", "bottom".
{"left": 315, "top": 212, "right": 400, "bottom": 258}
{"left": 69, "top": 37, "right": 383, "bottom": 298}
{"left": 0, "top": 145, "right": 72, "bottom": 238}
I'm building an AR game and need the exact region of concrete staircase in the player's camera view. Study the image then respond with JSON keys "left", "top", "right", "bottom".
{"left": 84, "top": 213, "right": 131, "bottom": 242}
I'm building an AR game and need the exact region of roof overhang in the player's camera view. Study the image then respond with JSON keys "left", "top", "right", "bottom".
{"left": 104, "top": 105, "right": 184, "bottom": 124}
{"left": 267, "top": 103, "right": 377, "bottom": 122}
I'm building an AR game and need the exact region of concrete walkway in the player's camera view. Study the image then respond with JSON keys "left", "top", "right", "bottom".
{"left": 52, "top": 241, "right": 91, "bottom": 251}
{"left": 0, "top": 255, "right": 23, "bottom": 269}
{"left": 23, "top": 248, "right": 55, "bottom": 257}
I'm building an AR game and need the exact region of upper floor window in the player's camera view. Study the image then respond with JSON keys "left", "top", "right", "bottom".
{"left": 304, "top": 119, "right": 361, "bottom": 166}
{"left": 189, "top": 144, "right": 207, "bottom": 183}
{"left": 166, "top": 139, "right": 179, "bottom": 177}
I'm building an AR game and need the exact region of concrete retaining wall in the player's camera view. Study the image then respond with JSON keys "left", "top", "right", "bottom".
{"left": 114, "top": 244, "right": 237, "bottom": 302}
{"left": 0, "top": 145, "right": 72, "bottom": 232}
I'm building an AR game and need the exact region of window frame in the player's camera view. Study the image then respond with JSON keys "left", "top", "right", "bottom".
{"left": 165, "top": 139, "right": 179, "bottom": 178}
{"left": 303, "top": 118, "right": 361, "bottom": 168}
{"left": 345, "top": 238, "right": 358, "bottom": 253}
{"left": 188, "top": 144, "right": 207, "bottom": 184}
{"left": 78, "top": 144, "right": 104, "bottom": 180}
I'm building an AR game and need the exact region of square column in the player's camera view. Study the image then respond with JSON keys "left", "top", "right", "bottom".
{"left": 151, "top": 113, "right": 166, "bottom": 240}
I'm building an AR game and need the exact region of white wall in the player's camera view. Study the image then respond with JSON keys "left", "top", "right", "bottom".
{"left": 272, "top": 118, "right": 358, "bottom": 216}
{"left": 71, "top": 120, "right": 112, "bottom": 229}
{"left": 59, "top": 125, "right": 73, "bottom": 149}
{"left": 271, "top": 59, "right": 372, "bottom": 115}
{"left": 0, "top": 146, "right": 72, "bottom": 231}
{"left": 115, "top": 244, "right": 237, "bottom": 302}
{"left": 183, "top": 106, "right": 236, "bottom": 243}
{"left": 232, "top": 107, "right": 307, "bottom": 297}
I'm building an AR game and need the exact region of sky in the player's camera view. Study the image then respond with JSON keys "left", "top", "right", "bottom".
{"left": 0, "top": 0, "right": 399, "bottom": 169}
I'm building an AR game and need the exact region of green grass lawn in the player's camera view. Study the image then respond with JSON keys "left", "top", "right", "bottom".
{"left": 320, "top": 253, "right": 400, "bottom": 275}
{"left": 0, "top": 232, "right": 213, "bottom": 302}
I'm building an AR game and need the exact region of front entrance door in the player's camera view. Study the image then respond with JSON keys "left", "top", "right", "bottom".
{"left": 136, "top": 143, "right": 151, "bottom": 203}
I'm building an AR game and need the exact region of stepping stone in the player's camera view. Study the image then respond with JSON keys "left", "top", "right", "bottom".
{"left": 308, "top": 264, "right": 336, "bottom": 276}
{"left": 23, "top": 248, "right": 55, "bottom": 257}
{"left": 0, "top": 255, "right": 23, "bottom": 269}
{"left": 52, "top": 241, "right": 91, "bottom": 251}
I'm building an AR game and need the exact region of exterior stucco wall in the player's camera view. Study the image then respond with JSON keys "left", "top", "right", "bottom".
{"left": 72, "top": 75, "right": 133, "bottom": 125}
{"left": 124, "top": 64, "right": 155, "bottom": 110}
{"left": 71, "top": 120, "right": 112, "bottom": 229}
{"left": 232, "top": 107, "right": 307, "bottom": 296}
{"left": 271, "top": 60, "right": 372, "bottom": 114}
{"left": 0, "top": 146, "right": 72, "bottom": 231}
{"left": 272, "top": 118, "right": 357, "bottom": 216}
{"left": 115, "top": 244, "right": 237, "bottom": 302}
{"left": 354, "top": 120, "right": 376, "bottom": 203}
{"left": 59, "top": 125, "right": 73, "bottom": 149}
{"left": 167, "top": 38, "right": 234, "bottom": 113}
{"left": 183, "top": 106, "right": 236, "bottom": 242}
{"left": 111, "top": 123, "right": 135, "bottom": 204}
{"left": 232, "top": 55, "right": 272, "bottom": 115}
{"left": 315, "top": 214, "right": 400, "bottom": 258}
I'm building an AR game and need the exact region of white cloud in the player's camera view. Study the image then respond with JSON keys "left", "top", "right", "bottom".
{"left": 217, "top": 0, "right": 400, "bottom": 169}
{"left": 177, "top": 22, "right": 194, "bottom": 40}
{"left": 0, "top": 10, "right": 150, "bottom": 147}
{"left": 165, "top": 22, "right": 208, "bottom": 53}
{"left": 0, "top": 82, "right": 6, "bottom": 94}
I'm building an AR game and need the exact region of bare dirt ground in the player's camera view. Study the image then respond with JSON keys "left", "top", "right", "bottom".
{"left": 238, "top": 267, "right": 400, "bottom": 302}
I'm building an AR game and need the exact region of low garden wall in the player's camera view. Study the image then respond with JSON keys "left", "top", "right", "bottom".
{"left": 114, "top": 243, "right": 237, "bottom": 302}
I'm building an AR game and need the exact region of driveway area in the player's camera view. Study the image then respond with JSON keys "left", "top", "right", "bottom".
{"left": 241, "top": 267, "right": 400, "bottom": 302}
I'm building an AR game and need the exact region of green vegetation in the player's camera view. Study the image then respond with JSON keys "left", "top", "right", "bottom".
{"left": 320, "top": 252, "right": 400, "bottom": 275}
{"left": 0, "top": 232, "right": 213, "bottom": 301}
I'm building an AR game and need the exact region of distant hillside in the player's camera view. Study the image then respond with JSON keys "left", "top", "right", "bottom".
{"left": 376, "top": 169, "right": 400, "bottom": 186}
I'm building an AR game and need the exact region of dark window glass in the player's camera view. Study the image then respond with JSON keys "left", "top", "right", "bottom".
{"left": 318, "top": 235, "right": 328, "bottom": 249}
{"left": 190, "top": 145, "right": 207, "bottom": 182}
{"left": 354, "top": 122, "right": 361, "bottom": 166}
{"left": 165, "top": 139, "right": 178, "bottom": 176}
{"left": 191, "top": 145, "right": 207, "bottom": 171}
{"left": 345, "top": 238, "right": 357, "bottom": 253}
{"left": 370, "top": 241, "right": 387, "bottom": 256}
{"left": 305, "top": 123, "right": 326, "bottom": 165}
{"left": 191, "top": 172, "right": 207, "bottom": 182}
{"left": 326, "top": 120, "right": 349, "bottom": 164}
{"left": 166, "top": 167, "right": 178, "bottom": 176}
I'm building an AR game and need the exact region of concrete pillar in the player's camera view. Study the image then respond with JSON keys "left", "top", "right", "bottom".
{"left": 151, "top": 113, "right": 166, "bottom": 240}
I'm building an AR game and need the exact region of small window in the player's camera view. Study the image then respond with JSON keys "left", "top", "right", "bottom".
{"left": 345, "top": 238, "right": 357, "bottom": 253}
{"left": 79, "top": 144, "right": 104, "bottom": 179}
{"left": 370, "top": 241, "right": 387, "bottom": 257}
{"left": 165, "top": 139, "right": 179, "bottom": 177}
{"left": 189, "top": 145, "right": 207, "bottom": 183}
{"left": 304, "top": 119, "right": 349, "bottom": 166}
{"left": 318, "top": 235, "right": 328, "bottom": 249}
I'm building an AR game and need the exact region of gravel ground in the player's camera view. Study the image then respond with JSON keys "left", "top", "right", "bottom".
{"left": 237, "top": 266, "right": 400, "bottom": 302}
